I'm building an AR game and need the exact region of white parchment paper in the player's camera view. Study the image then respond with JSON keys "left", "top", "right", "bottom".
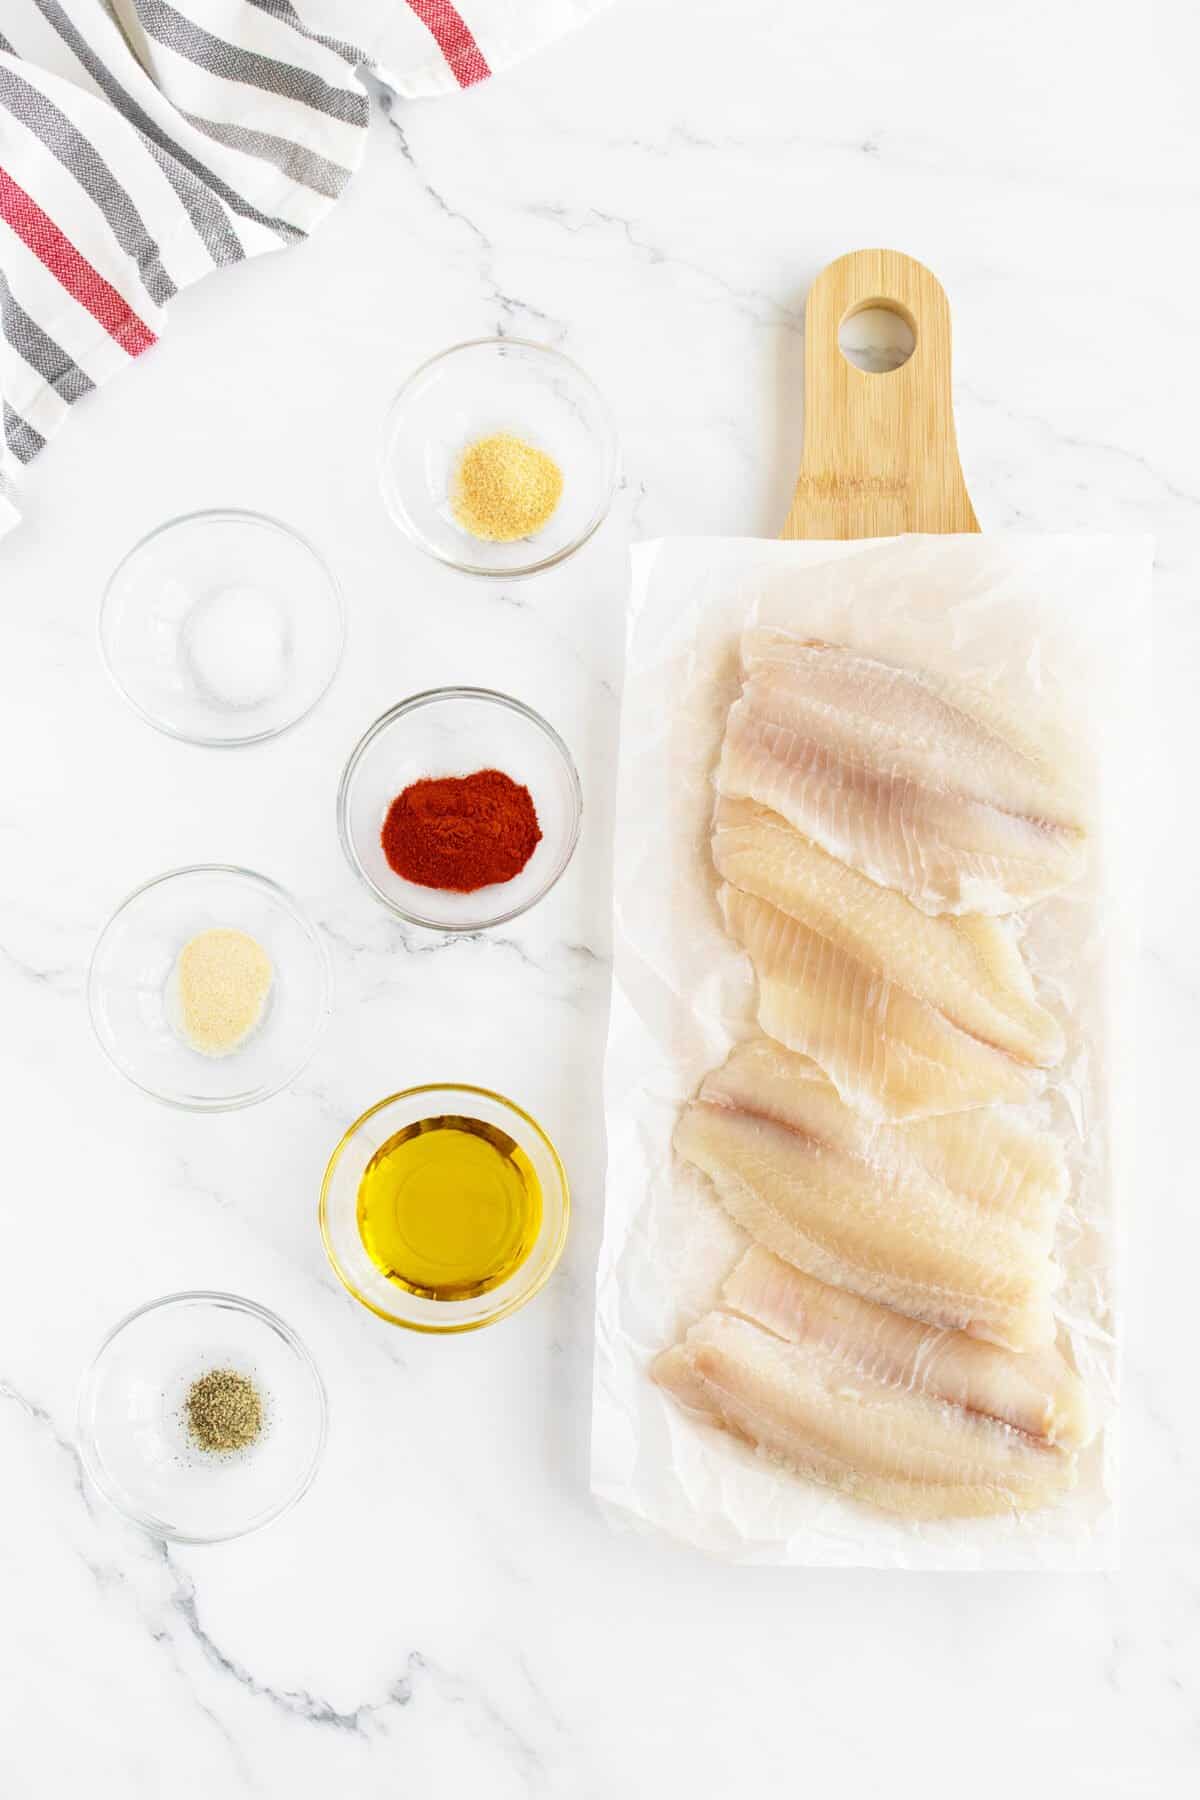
{"left": 592, "top": 534, "right": 1152, "bottom": 1570}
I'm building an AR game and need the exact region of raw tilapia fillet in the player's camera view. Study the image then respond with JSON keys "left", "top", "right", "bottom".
{"left": 722, "top": 879, "right": 1046, "bottom": 1120}
{"left": 724, "top": 1247, "right": 1092, "bottom": 1449}
{"left": 674, "top": 1038, "right": 1066, "bottom": 1349}
{"left": 714, "top": 796, "right": 1062, "bottom": 1120}
{"left": 653, "top": 1248, "right": 1086, "bottom": 1519}
{"left": 716, "top": 633, "right": 1086, "bottom": 916}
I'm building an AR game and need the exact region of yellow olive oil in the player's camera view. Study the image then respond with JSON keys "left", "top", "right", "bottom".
{"left": 356, "top": 1115, "right": 542, "bottom": 1301}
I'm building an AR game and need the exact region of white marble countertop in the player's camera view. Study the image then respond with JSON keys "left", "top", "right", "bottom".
{"left": 1, "top": 2, "right": 1196, "bottom": 1793}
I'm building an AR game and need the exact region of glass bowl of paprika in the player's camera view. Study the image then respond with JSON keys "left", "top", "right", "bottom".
{"left": 337, "top": 688, "right": 582, "bottom": 932}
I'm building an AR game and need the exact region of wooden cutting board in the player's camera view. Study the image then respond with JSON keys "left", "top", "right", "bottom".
{"left": 782, "top": 248, "right": 979, "bottom": 540}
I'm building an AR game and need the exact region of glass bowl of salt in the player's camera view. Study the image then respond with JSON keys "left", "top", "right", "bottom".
{"left": 100, "top": 508, "right": 343, "bottom": 746}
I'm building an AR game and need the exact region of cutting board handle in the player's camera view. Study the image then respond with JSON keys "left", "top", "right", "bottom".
{"left": 781, "top": 248, "right": 979, "bottom": 540}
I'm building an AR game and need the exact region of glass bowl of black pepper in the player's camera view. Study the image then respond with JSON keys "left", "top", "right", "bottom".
{"left": 76, "top": 1292, "right": 327, "bottom": 1543}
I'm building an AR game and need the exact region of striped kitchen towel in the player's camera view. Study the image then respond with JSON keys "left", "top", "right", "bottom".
{"left": 0, "top": 0, "right": 611, "bottom": 541}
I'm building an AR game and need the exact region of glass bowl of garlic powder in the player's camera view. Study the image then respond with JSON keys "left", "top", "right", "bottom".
{"left": 378, "top": 338, "right": 620, "bottom": 578}
{"left": 88, "top": 866, "right": 332, "bottom": 1109}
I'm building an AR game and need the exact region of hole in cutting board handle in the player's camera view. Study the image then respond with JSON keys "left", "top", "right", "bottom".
{"left": 837, "top": 300, "right": 916, "bottom": 374}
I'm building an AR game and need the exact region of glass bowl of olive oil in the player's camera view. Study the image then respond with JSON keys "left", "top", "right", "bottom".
{"left": 320, "top": 1085, "right": 569, "bottom": 1332}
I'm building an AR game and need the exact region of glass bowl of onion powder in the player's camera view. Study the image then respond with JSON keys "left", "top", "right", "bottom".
{"left": 88, "top": 865, "right": 332, "bottom": 1109}
{"left": 77, "top": 1293, "right": 326, "bottom": 1543}
{"left": 378, "top": 338, "right": 620, "bottom": 578}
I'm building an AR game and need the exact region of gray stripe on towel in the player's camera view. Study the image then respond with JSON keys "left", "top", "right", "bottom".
{"left": 35, "top": 0, "right": 298, "bottom": 251}
{"left": 0, "top": 271, "right": 95, "bottom": 406}
{"left": 245, "top": 0, "right": 365, "bottom": 71}
{"left": 3, "top": 401, "right": 47, "bottom": 465}
{"left": 0, "top": 60, "right": 177, "bottom": 308}
{"left": 35, "top": 0, "right": 248, "bottom": 265}
{"left": 130, "top": 0, "right": 369, "bottom": 126}
{"left": 181, "top": 113, "right": 351, "bottom": 201}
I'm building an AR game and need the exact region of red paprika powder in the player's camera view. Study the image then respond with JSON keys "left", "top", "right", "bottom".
{"left": 381, "top": 768, "right": 542, "bottom": 893}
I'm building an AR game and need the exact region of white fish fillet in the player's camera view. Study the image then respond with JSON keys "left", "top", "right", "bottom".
{"left": 714, "top": 796, "right": 1062, "bottom": 1121}
{"left": 653, "top": 1257, "right": 1081, "bottom": 1519}
{"left": 719, "top": 877, "right": 1054, "bottom": 1122}
{"left": 675, "top": 1037, "right": 1066, "bottom": 1349}
{"left": 717, "top": 634, "right": 1086, "bottom": 915}
{"left": 724, "top": 1246, "right": 1092, "bottom": 1450}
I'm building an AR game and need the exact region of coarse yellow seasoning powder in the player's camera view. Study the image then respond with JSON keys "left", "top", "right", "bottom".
{"left": 175, "top": 927, "right": 273, "bottom": 1056}
{"left": 451, "top": 431, "right": 563, "bottom": 543}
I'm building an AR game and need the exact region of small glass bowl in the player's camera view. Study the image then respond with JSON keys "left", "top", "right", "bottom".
{"left": 378, "top": 338, "right": 619, "bottom": 578}
{"left": 88, "top": 866, "right": 332, "bottom": 1110}
{"left": 100, "top": 509, "right": 344, "bottom": 746}
{"left": 337, "top": 688, "right": 582, "bottom": 931}
{"left": 320, "top": 1084, "right": 570, "bottom": 1332}
{"left": 77, "top": 1292, "right": 327, "bottom": 1543}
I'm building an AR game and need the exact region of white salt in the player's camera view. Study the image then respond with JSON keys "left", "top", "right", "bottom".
{"left": 181, "top": 583, "right": 289, "bottom": 711}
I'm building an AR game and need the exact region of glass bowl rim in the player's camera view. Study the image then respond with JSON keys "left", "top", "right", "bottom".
{"left": 76, "top": 1288, "right": 328, "bottom": 1544}
{"left": 319, "top": 1081, "right": 571, "bottom": 1333}
{"left": 98, "top": 505, "right": 345, "bottom": 748}
{"left": 87, "top": 862, "right": 334, "bottom": 1112}
{"left": 377, "top": 335, "right": 620, "bottom": 578}
{"left": 336, "top": 686, "right": 583, "bottom": 931}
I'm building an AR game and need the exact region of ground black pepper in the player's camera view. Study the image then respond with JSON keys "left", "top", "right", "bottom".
{"left": 184, "top": 1367, "right": 264, "bottom": 1454}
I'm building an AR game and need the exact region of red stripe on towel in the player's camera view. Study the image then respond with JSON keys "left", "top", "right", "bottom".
{"left": 0, "top": 167, "right": 156, "bottom": 356}
{"left": 405, "top": 1, "right": 491, "bottom": 87}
